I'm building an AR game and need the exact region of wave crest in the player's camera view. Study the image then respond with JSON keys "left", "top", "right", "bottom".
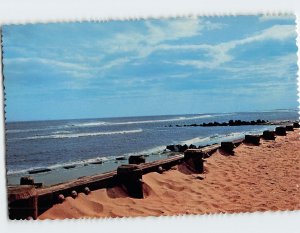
{"left": 11, "top": 129, "right": 143, "bottom": 141}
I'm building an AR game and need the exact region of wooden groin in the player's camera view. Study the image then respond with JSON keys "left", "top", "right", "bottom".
{"left": 8, "top": 155, "right": 186, "bottom": 219}
{"left": 8, "top": 148, "right": 215, "bottom": 219}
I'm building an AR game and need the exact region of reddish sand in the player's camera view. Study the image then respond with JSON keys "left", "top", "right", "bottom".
{"left": 39, "top": 130, "right": 300, "bottom": 219}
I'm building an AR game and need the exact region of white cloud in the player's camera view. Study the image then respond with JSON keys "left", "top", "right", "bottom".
{"left": 145, "top": 19, "right": 200, "bottom": 44}
{"left": 220, "top": 53, "right": 297, "bottom": 81}
{"left": 4, "top": 57, "right": 95, "bottom": 78}
{"left": 170, "top": 24, "right": 296, "bottom": 70}
{"left": 100, "top": 18, "right": 223, "bottom": 59}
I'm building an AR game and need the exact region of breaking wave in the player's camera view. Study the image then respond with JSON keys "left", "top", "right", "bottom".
{"left": 10, "top": 129, "right": 143, "bottom": 141}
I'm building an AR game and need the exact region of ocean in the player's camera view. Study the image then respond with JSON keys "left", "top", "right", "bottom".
{"left": 6, "top": 110, "right": 298, "bottom": 186}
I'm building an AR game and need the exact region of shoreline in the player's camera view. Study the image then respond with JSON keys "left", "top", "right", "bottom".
{"left": 6, "top": 120, "right": 294, "bottom": 186}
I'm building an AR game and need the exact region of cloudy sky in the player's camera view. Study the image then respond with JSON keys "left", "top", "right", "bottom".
{"left": 3, "top": 15, "right": 298, "bottom": 121}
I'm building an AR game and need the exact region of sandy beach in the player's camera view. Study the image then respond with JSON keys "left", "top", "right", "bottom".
{"left": 38, "top": 129, "right": 300, "bottom": 219}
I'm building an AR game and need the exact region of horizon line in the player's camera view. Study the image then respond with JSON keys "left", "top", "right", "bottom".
{"left": 5, "top": 108, "right": 299, "bottom": 124}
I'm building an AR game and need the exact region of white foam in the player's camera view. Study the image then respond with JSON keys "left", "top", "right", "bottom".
{"left": 104, "top": 114, "right": 214, "bottom": 126}
{"left": 181, "top": 131, "right": 249, "bottom": 146}
{"left": 71, "top": 121, "right": 107, "bottom": 127}
{"left": 181, "top": 136, "right": 214, "bottom": 145}
{"left": 181, "top": 126, "right": 276, "bottom": 146}
{"left": 53, "top": 130, "right": 72, "bottom": 134}
{"left": 124, "top": 145, "right": 167, "bottom": 157}
{"left": 11, "top": 129, "right": 143, "bottom": 141}
{"left": 6, "top": 156, "right": 112, "bottom": 175}
{"left": 6, "top": 128, "right": 46, "bottom": 133}
{"left": 6, "top": 125, "right": 70, "bottom": 133}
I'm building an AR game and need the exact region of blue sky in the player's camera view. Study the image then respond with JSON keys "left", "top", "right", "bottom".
{"left": 3, "top": 15, "right": 298, "bottom": 121}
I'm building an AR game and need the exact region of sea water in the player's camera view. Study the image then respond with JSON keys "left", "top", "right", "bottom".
{"left": 5, "top": 110, "right": 298, "bottom": 186}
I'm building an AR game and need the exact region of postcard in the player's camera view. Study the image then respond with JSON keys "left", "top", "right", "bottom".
{"left": 2, "top": 15, "right": 299, "bottom": 220}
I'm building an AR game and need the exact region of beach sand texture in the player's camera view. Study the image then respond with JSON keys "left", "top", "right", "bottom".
{"left": 39, "top": 130, "right": 300, "bottom": 219}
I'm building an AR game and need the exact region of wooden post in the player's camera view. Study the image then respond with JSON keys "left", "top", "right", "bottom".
{"left": 286, "top": 125, "right": 294, "bottom": 131}
{"left": 262, "top": 130, "right": 276, "bottom": 140}
{"left": 8, "top": 186, "right": 38, "bottom": 220}
{"left": 20, "top": 176, "right": 35, "bottom": 185}
{"left": 220, "top": 141, "right": 235, "bottom": 153}
{"left": 275, "top": 126, "right": 286, "bottom": 136}
{"left": 184, "top": 149, "right": 204, "bottom": 173}
{"left": 244, "top": 135, "right": 260, "bottom": 145}
{"left": 293, "top": 122, "right": 299, "bottom": 128}
{"left": 117, "top": 165, "right": 144, "bottom": 198}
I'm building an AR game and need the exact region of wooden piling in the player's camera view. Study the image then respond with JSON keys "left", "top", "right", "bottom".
{"left": 275, "top": 126, "right": 286, "bottom": 136}
{"left": 286, "top": 125, "right": 294, "bottom": 131}
{"left": 293, "top": 122, "right": 299, "bottom": 128}
{"left": 184, "top": 149, "right": 204, "bottom": 173}
{"left": 128, "top": 155, "right": 146, "bottom": 164}
{"left": 117, "top": 164, "right": 144, "bottom": 198}
{"left": 262, "top": 130, "right": 276, "bottom": 140}
{"left": 20, "top": 176, "right": 35, "bottom": 186}
{"left": 244, "top": 135, "right": 260, "bottom": 145}
{"left": 8, "top": 186, "right": 38, "bottom": 220}
{"left": 220, "top": 141, "right": 235, "bottom": 153}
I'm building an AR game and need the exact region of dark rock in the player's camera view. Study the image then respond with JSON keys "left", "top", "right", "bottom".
{"left": 128, "top": 155, "right": 146, "bottom": 164}
{"left": 28, "top": 168, "right": 51, "bottom": 174}
{"left": 176, "top": 144, "right": 183, "bottom": 152}
{"left": 189, "top": 144, "right": 197, "bottom": 149}
{"left": 166, "top": 145, "right": 176, "bottom": 151}
{"left": 115, "top": 156, "right": 126, "bottom": 161}
{"left": 275, "top": 126, "right": 286, "bottom": 136}
{"left": 20, "top": 176, "right": 35, "bottom": 185}
{"left": 244, "top": 135, "right": 260, "bottom": 145}
{"left": 235, "top": 120, "right": 242, "bottom": 125}
{"left": 262, "top": 130, "right": 276, "bottom": 140}
{"left": 63, "top": 165, "right": 76, "bottom": 169}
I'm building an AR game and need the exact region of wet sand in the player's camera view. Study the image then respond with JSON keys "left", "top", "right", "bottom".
{"left": 39, "top": 130, "right": 300, "bottom": 219}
